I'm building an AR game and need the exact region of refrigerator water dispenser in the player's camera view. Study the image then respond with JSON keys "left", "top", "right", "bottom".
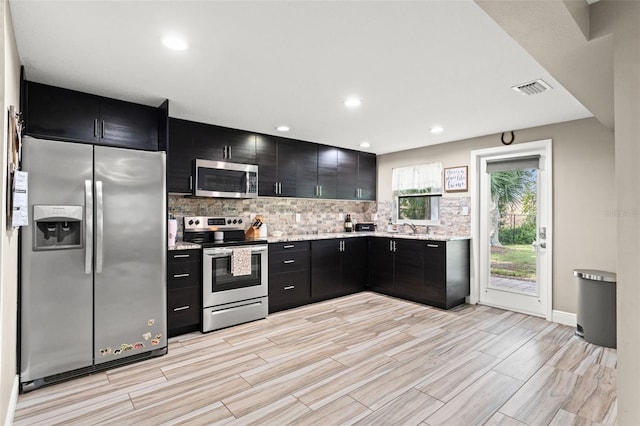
{"left": 33, "top": 205, "right": 83, "bottom": 250}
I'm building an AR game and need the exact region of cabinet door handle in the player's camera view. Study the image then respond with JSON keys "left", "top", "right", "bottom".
{"left": 283, "top": 260, "right": 295, "bottom": 264}
{"left": 101, "top": 120, "right": 105, "bottom": 138}
{"left": 189, "top": 175, "right": 193, "bottom": 191}
{"left": 283, "top": 244, "right": 295, "bottom": 249}
{"left": 278, "top": 182, "right": 282, "bottom": 194}
{"left": 393, "top": 241, "right": 397, "bottom": 252}
{"left": 173, "top": 254, "right": 190, "bottom": 259}
{"left": 389, "top": 240, "right": 393, "bottom": 252}
{"left": 284, "top": 285, "right": 295, "bottom": 290}
{"left": 426, "top": 244, "right": 440, "bottom": 248}
{"left": 173, "top": 273, "right": 190, "bottom": 278}
{"left": 228, "top": 146, "right": 232, "bottom": 158}
{"left": 173, "top": 305, "right": 190, "bottom": 312}
{"left": 319, "top": 186, "right": 322, "bottom": 197}
{"left": 93, "top": 119, "right": 98, "bottom": 138}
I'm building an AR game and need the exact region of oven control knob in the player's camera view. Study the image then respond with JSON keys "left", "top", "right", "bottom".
{"left": 188, "top": 220, "right": 194, "bottom": 225}
{"left": 195, "top": 219, "right": 200, "bottom": 225}
{"left": 238, "top": 219, "right": 243, "bottom": 224}
{"left": 233, "top": 219, "right": 238, "bottom": 224}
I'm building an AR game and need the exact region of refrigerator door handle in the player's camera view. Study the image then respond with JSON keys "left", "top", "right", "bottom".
{"left": 84, "top": 180, "right": 93, "bottom": 274}
{"left": 96, "top": 180, "right": 104, "bottom": 274}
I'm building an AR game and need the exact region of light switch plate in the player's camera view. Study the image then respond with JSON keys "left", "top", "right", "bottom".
{"left": 338, "top": 213, "right": 344, "bottom": 220}
{"left": 461, "top": 206, "right": 469, "bottom": 216}
{"left": 295, "top": 213, "right": 301, "bottom": 223}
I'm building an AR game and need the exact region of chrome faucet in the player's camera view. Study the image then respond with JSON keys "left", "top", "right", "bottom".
{"left": 407, "top": 223, "right": 418, "bottom": 234}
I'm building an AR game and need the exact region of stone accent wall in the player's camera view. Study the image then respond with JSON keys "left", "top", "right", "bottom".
{"left": 169, "top": 195, "right": 470, "bottom": 240}
{"left": 375, "top": 197, "right": 471, "bottom": 236}
{"left": 169, "top": 195, "right": 377, "bottom": 240}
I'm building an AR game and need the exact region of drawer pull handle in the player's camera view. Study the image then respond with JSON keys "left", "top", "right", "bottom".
{"left": 283, "top": 260, "right": 295, "bottom": 264}
{"left": 283, "top": 245, "right": 295, "bottom": 249}
{"left": 173, "top": 305, "right": 190, "bottom": 312}
{"left": 427, "top": 244, "right": 440, "bottom": 248}
{"left": 173, "top": 254, "right": 190, "bottom": 258}
{"left": 284, "top": 285, "right": 295, "bottom": 290}
{"left": 173, "top": 273, "right": 190, "bottom": 278}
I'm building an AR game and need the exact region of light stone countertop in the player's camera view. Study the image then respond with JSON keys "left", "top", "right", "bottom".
{"left": 168, "top": 242, "right": 202, "bottom": 251}
{"left": 266, "top": 232, "right": 470, "bottom": 243}
{"left": 168, "top": 233, "right": 470, "bottom": 250}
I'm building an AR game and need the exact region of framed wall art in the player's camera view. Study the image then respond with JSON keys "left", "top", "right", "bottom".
{"left": 444, "top": 166, "right": 468, "bottom": 192}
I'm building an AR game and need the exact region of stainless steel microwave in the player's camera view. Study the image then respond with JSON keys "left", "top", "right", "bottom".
{"left": 194, "top": 159, "right": 258, "bottom": 198}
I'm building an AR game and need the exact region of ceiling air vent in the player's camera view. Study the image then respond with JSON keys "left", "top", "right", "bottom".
{"left": 512, "top": 79, "right": 552, "bottom": 96}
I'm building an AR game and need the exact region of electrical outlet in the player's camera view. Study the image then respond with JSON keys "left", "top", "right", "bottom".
{"left": 372, "top": 213, "right": 378, "bottom": 221}
{"left": 295, "top": 213, "right": 301, "bottom": 223}
{"left": 461, "top": 206, "right": 469, "bottom": 216}
{"left": 338, "top": 213, "right": 344, "bottom": 221}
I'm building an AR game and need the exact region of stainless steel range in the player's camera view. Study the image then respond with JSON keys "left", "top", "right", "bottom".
{"left": 183, "top": 216, "right": 268, "bottom": 332}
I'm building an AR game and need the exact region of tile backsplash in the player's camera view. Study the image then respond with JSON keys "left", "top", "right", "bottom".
{"left": 169, "top": 195, "right": 471, "bottom": 240}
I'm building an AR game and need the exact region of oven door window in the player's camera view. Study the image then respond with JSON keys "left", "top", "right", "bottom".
{"left": 210, "top": 253, "right": 261, "bottom": 292}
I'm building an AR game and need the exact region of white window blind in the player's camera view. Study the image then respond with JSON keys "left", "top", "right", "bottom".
{"left": 392, "top": 163, "right": 443, "bottom": 193}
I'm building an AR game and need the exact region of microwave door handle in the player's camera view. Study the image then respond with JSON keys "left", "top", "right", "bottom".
{"left": 246, "top": 172, "right": 250, "bottom": 194}
{"left": 84, "top": 180, "right": 93, "bottom": 274}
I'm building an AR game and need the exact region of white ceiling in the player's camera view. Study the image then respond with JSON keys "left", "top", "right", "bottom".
{"left": 9, "top": 0, "right": 593, "bottom": 155}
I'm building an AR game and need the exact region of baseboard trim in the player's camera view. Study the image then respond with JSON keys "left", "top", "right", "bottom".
{"left": 553, "top": 310, "right": 577, "bottom": 327}
{"left": 4, "top": 375, "right": 19, "bottom": 426}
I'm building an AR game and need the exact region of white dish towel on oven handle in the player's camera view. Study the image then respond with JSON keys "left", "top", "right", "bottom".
{"left": 231, "top": 247, "right": 252, "bottom": 276}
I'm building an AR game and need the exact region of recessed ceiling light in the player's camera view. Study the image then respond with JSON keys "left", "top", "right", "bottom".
{"left": 344, "top": 96, "right": 362, "bottom": 108}
{"left": 276, "top": 125, "right": 290, "bottom": 132}
{"left": 360, "top": 141, "right": 371, "bottom": 148}
{"left": 429, "top": 126, "right": 444, "bottom": 134}
{"left": 162, "top": 34, "right": 188, "bottom": 51}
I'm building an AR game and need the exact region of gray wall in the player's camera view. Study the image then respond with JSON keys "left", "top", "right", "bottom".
{"left": 377, "top": 117, "right": 615, "bottom": 314}
{"left": 0, "top": 0, "right": 22, "bottom": 423}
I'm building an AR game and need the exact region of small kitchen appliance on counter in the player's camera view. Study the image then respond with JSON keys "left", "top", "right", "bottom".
{"left": 355, "top": 222, "right": 376, "bottom": 232}
{"left": 183, "top": 216, "right": 268, "bottom": 332}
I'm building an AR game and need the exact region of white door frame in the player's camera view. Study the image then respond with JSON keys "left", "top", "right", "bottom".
{"left": 469, "top": 139, "right": 553, "bottom": 320}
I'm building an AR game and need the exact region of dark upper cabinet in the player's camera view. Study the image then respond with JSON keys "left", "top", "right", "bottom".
{"left": 357, "top": 152, "right": 377, "bottom": 201}
{"left": 317, "top": 145, "right": 338, "bottom": 199}
{"left": 337, "top": 149, "right": 377, "bottom": 201}
{"left": 295, "top": 143, "right": 339, "bottom": 200}
{"left": 25, "top": 82, "right": 99, "bottom": 143}
{"left": 296, "top": 141, "right": 320, "bottom": 198}
{"left": 167, "top": 118, "right": 257, "bottom": 193}
{"left": 24, "top": 81, "right": 159, "bottom": 151}
{"left": 311, "top": 238, "right": 368, "bottom": 301}
{"left": 168, "top": 118, "right": 196, "bottom": 193}
{"left": 99, "top": 97, "right": 159, "bottom": 150}
{"left": 256, "top": 135, "right": 297, "bottom": 197}
{"left": 337, "top": 149, "right": 359, "bottom": 200}
{"left": 191, "top": 123, "right": 256, "bottom": 164}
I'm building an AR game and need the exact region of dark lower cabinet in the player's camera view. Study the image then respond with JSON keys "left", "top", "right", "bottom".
{"left": 269, "top": 236, "right": 469, "bottom": 314}
{"left": 311, "top": 238, "right": 368, "bottom": 301}
{"left": 423, "top": 240, "right": 470, "bottom": 309}
{"left": 24, "top": 81, "right": 160, "bottom": 151}
{"left": 369, "top": 237, "right": 424, "bottom": 302}
{"left": 369, "top": 237, "right": 394, "bottom": 294}
{"left": 268, "top": 242, "right": 311, "bottom": 313}
{"left": 369, "top": 237, "right": 470, "bottom": 309}
{"left": 167, "top": 249, "right": 202, "bottom": 337}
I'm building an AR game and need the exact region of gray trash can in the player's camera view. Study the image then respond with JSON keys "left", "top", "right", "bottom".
{"left": 574, "top": 269, "right": 616, "bottom": 348}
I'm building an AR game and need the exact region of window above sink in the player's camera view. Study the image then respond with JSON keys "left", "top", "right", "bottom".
{"left": 392, "top": 162, "right": 442, "bottom": 226}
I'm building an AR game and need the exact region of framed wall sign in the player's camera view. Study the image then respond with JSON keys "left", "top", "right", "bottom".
{"left": 444, "top": 166, "right": 468, "bottom": 192}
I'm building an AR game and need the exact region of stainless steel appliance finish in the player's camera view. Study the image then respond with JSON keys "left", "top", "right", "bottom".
{"left": 202, "top": 244, "right": 268, "bottom": 332}
{"left": 20, "top": 136, "right": 167, "bottom": 391}
{"left": 183, "top": 216, "right": 247, "bottom": 244}
{"left": 194, "top": 159, "right": 258, "bottom": 198}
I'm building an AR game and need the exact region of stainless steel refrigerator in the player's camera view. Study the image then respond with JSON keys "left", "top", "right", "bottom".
{"left": 20, "top": 136, "right": 167, "bottom": 392}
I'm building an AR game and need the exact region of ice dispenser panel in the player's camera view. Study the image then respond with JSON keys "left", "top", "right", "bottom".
{"left": 33, "top": 205, "right": 83, "bottom": 250}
